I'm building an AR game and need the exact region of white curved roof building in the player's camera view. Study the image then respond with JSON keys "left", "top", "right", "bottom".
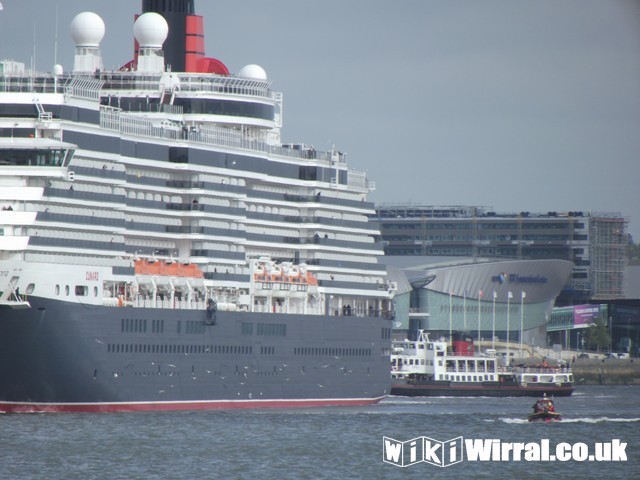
{"left": 388, "top": 256, "right": 574, "bottom": 348}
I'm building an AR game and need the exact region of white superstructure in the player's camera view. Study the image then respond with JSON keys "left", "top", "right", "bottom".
{"left": 0, "top": 10, "right": 394, "bottom": 318}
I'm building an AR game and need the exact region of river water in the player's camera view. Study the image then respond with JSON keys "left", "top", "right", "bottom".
{"left": 1, "top": 385, "right": 638, "bottom": 479}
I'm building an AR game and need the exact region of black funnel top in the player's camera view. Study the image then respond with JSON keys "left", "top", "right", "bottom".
{"left": 142, "top": 0, "right": 196, "bottom": 72}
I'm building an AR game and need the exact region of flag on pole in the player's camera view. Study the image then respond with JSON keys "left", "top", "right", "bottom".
{"left": 508, "top": 291, "right": 513, "bottom": 299}
{"left": 493, "top": 291, "right": 497, "bottom": 299}
{"left": 521, "top": 291, "right": 526, "bottom": 299}
{"left": 479, "top": 290, "right": 483, "bottom": 297}
{"left": 0, "top": 3, "right": 4, "bottom": 11}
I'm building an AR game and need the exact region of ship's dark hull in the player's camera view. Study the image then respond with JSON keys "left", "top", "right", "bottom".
{"left": 0, "top": 297, "right": 391, "bottom": 412}
{"left": 391, "top": 381, "right": 574, "bottom": 398}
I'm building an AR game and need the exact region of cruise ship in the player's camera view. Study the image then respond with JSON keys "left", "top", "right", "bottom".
{"left": 0, "top": 1, "right": 394, "bottom": 412}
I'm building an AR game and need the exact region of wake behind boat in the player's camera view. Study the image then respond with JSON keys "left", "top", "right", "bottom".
{"left": 390, "top": 331, "right": 574, "bottom": 397}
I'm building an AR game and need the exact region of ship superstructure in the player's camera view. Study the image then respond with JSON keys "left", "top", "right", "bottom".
{"left": 0, "top": 1, "right": 394, "bottom": 412}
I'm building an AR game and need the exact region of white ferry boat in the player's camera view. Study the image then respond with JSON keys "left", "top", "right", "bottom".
{"left": 391, "top": 331, "right": 574, "bottom": 397}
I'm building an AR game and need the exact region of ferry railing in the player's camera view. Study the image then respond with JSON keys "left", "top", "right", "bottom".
{"left": 511, "top": 366, "right": 572, "bottom": 374}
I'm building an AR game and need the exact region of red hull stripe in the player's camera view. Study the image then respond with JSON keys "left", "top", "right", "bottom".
{"left": 0, "top": 396, "right": 385, "bottom": 414}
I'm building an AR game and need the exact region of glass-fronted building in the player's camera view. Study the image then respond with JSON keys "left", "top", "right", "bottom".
{"left": 388, "top": 257, "right": 574, "bottom": 351}
{"left": 373, "top": 205, "right": 628, "bottom": 304}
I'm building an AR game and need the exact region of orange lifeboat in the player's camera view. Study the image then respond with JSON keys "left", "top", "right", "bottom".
{"left": 134, "top": 259, "right": 204, "bottom": 278}
{"left": 306, "top": 271, "right": 318, "bottom": 286}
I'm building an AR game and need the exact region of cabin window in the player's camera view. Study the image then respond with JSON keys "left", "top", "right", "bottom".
{"left": 65, "top": 285, "right": 70, "bottom": 296}
{"left": 55, "top": 284, "right": 60, "bottom": 295}
{"left": 75, "top": 285, "right": 88, "bottom": 296}
{"left": 94, "top": 286, "right": 98, "bottom": 297}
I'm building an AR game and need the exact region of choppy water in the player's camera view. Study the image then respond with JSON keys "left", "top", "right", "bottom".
{"left": 1, "top": 385, "right": 638, "bottom": 479}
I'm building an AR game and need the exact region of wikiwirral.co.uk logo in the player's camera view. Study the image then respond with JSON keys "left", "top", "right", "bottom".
{"left": 382, "top": 436, "right": 628, "bottom": 468}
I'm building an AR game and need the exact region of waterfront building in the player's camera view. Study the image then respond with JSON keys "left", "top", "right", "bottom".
{"left": 373, "top": 205, "right": 628, "bottom": 304}
{"left": 387, "top": 257, "right": 573, "bottom": 355}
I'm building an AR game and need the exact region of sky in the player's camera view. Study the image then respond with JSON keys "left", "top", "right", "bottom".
{"left": 1, "top": 0, "right": 639, "bottom": 238}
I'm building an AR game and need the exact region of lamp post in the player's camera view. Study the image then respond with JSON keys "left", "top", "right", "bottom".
{"left": 507, "top": 291, "right": 513, "bottom": 366}
{"left": 463, "top": 290, "right": 467, "bottom": 332}
{"left": 492, "top": 291, "right": 497, "bottom": 351}
{"left": 577, "top": 331, "right": 582, "bottom": 354}
{"left": 449, "top": 291, "right": 453, "bottom": 342}
{"left": 520, "top": 291, "right": 526, "bottom": 359}
{"left": 478, "top": 290, "right": 483, "bottom": 347}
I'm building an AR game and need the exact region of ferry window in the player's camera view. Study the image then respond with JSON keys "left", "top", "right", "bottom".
{"left": 65, "top": 285, "right": 70, "bottom": 296}
{"left": 94, "top": 286, "right": 98, "bottom": 297}
{"left": 55, "top": 284, "right": 60, "bottom": 295}
{"left": 25, "top": 283, "right": 35, "bottom": 294}
{"left": 76, "top": 285, "right": 89, "bottom": 297}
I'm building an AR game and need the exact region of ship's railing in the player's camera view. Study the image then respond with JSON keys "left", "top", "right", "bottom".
{"left": 0, "top": 71, "right": 272, "bottom": 99}
{"left": 0, "top": 74, "right": 69, "bottom": 94}
{"left": 511, "top": 366, "right": 573, "bottom": 374}
{"left": 252, "top": 303, "right": 323, "bottom": 315}
{"left": 128, "top": 295, "right": 206, "bottom": 310}
{"left": 177, "top": 74, "right": 273, "bottom": 99}
{"left": 98, "top": 72, "right": 273, "bottom": 100}
{"left": 98, "top": 107, "right": 375, "bottom": 189}
{"left": 65, "top": 76, "right": 104, "bottom": 101}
